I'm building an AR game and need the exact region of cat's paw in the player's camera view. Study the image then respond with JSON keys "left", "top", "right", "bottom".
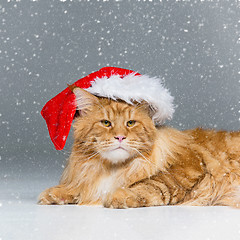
{"left": 38, "top": 186, "right": 77, "bottom": 205}
{"left": 104, "top": 188, "right": 142, "bottom": 209}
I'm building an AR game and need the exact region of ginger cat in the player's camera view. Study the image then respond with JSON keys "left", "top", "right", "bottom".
{"left": 38, "top": 88, "right": 240, "bottom": 208}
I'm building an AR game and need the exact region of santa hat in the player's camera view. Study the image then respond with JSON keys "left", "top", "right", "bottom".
{"left": 41, "top": 67, "right": 174, "bottom": 150}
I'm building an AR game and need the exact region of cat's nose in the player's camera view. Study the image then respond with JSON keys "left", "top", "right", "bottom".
{"left": 114, "top": 136, "right": 126, "bottom": 143}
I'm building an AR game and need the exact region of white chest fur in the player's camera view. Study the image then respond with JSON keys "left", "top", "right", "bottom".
{"left": 96, "top": 172, "right": 119, "bottom": 199}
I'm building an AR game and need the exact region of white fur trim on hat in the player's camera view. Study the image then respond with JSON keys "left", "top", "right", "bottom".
{"left": 86, "top": 73, "right": 174, "bottom": 125}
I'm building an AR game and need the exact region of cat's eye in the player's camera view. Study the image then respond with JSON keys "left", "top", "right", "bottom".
{"left": 101, "top": 120, "right": 112, "bottom": 127}
{"left": 127, "top": 120, "right": 136, "bottom": 127}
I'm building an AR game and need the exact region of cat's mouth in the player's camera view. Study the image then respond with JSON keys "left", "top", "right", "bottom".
{"left": 113, "top": 146, "right": 127, "bottom": 151}
{"left": 101, "top": 145, "right": 131, "bottom": 164}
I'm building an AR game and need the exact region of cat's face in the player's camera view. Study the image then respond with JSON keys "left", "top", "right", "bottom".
{"left": 72, "top": 88, "right": 157, "bottom": 164}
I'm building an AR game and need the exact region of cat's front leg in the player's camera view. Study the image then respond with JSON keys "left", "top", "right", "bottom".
{"left": 104, "top": 178, "right": 179, "bottom": 208}
{"left": 38, "top": 185, "right": 79, "bottom": 205}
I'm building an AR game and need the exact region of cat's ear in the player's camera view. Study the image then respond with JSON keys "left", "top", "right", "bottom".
{"left": 72, "top": 87, "right": 99, "bottom": 116}
{"left": 137, "top": 101, "right": 155, "bottom": 119}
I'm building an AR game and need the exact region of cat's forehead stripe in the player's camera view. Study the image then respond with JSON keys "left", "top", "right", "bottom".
{"left": 109, "top": 102, "right": 134, "bottom": 120}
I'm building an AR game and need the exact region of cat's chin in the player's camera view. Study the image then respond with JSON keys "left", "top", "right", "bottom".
{"left": 101, "top": 148, "right": 131, "bottom": 164}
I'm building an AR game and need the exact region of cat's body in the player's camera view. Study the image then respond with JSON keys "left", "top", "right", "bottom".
{"left": 39, "top": 89, "right": 240, "bottom": 208}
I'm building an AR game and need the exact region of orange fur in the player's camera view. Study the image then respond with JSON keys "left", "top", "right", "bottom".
{"left": 39, "top": 89, "right": 240, "bottom": 208}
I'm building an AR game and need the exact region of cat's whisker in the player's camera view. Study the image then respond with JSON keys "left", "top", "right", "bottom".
{"left": 71, "top": 149, "right": 98, "bottom": 157}
{"left": 128, "top": 142, "right": 148, "bottom": 147}
{"left": 86, "top": 151, "right": 100, "bottom": 160}
{"left": 99, "top": 142, "right": 115, "bottom": 146}
{"left": 128, "top": 143, "right": 150, "bottom": 151}
{"left": 130, "top": 146, "right": 153, "bottom": 165}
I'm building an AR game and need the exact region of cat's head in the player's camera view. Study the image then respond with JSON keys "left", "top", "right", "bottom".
{"left": 72, "top": 88, "right": 157, "bottom": 164}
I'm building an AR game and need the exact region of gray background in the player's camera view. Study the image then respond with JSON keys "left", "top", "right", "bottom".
{"left": 0, "top": 0, "right": 239, "bottom": 181}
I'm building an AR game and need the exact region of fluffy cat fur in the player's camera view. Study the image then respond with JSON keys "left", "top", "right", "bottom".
{"left": 39, "top": 88, "right": 240, "bottom": 208}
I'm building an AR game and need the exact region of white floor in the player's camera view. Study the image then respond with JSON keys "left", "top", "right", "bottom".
{"left": 1, "top": 178, "right": 240, "bottom": 240}
{"left": 1, "top": 152, "right": 240, "bottom": 240}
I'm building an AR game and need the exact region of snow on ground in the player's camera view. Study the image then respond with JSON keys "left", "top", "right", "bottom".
{"left": 1, "top": 177, "right": 240, "bottom": 240}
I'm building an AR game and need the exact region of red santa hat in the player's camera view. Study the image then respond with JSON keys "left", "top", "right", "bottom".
{"left": 41, "top": 67, "right": 174, "bottom": 150}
